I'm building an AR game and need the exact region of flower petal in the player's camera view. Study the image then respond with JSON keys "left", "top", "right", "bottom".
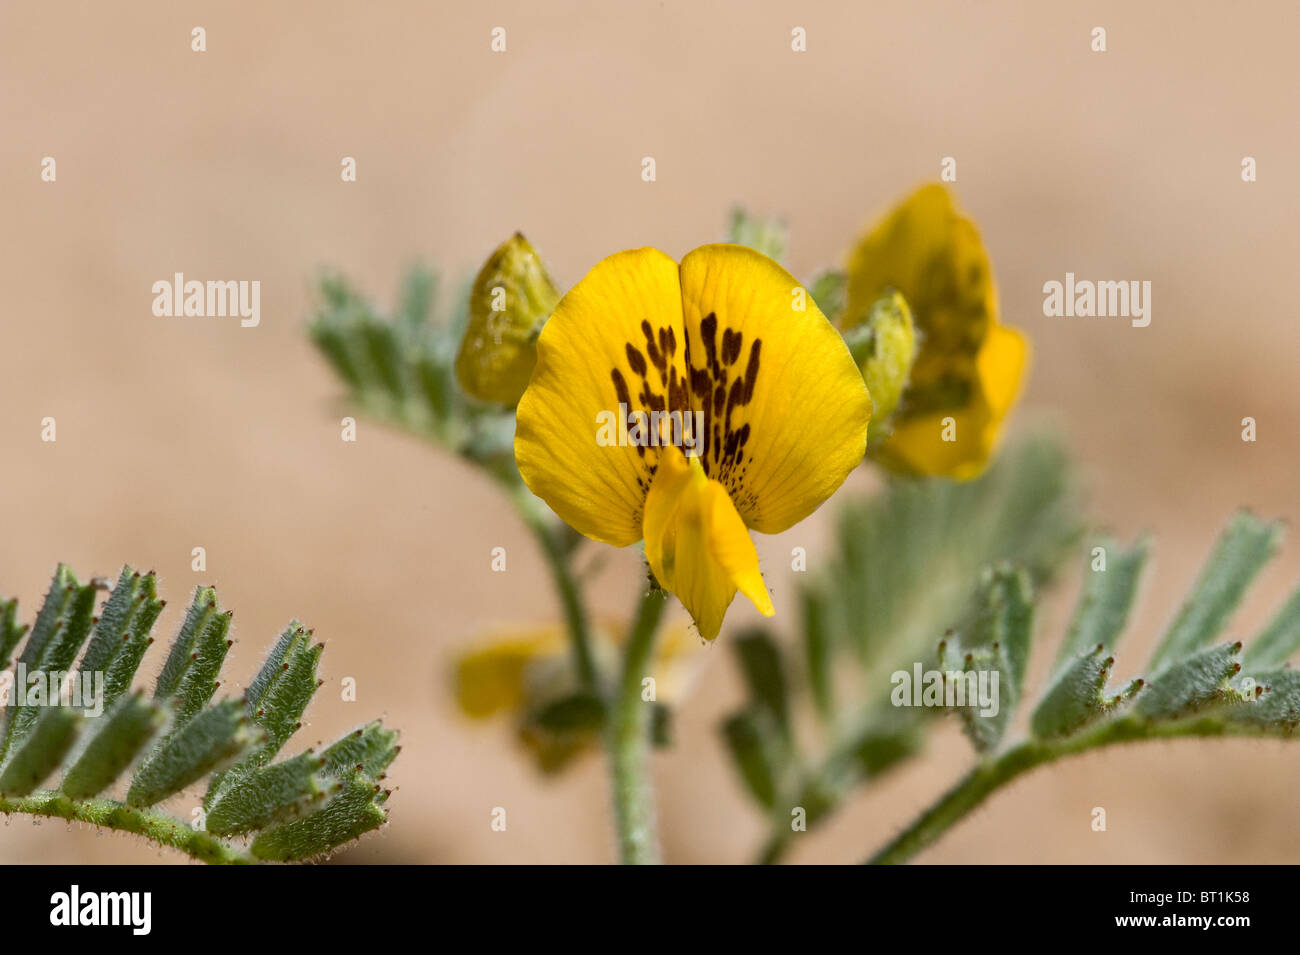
{"left": 677, "top": 244, "right": 872, "bottom": 534}
{"left": 872, "top": 407, "right": 988, "bottom": 481}
{"left": 846, "top": 184, "right": 1029, "bottom": 480}
{"left": 643, "top": 449, "right": 773, "bottom": 641}
{"left": 515, "top": 248, "right": 689, "bottom": 545}
{"left": 844, "top": 183, "right": 995, "bottom": 361}
{"left": 873, "top": 323, "right": 1029, "bottom": 480}
{"left": 978, "top": 321, "right": 1029, "bottom": 421}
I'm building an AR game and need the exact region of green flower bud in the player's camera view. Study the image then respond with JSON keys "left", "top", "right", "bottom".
{"left": 843, "top": 291, "right": 917, "bottom": 446}
{"left": 455, "top": 233, "right": 560, "bottom": 405}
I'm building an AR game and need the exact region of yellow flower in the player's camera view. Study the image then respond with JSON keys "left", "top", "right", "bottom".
{"left": 454, "top": 630, "right": 568, "bottom": 720}
{"left": 514, "top": 245, "right": 871, "bottom": 639}
{"left": 454, "top": 622, "right": 699, "bottom": 772}
{"left": 455, "top": 233, "right": 561, "bottom": 405}
{"left": 843, "top": 184, "right": 1028, "bottom": 480}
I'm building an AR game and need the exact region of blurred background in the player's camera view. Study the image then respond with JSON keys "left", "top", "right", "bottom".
{"left": 2, "top": 0, "right": 1298, "bottom": 863}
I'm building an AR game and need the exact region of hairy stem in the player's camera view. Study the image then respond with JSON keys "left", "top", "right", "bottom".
{"left": 868, "top": 714, "right": 1283, "bottom": 864}
{"left": 608, "top": 588, "right": 666, "bottom": 864}
{"left": 504, "top": 473, "right": 667, "bottom": 863}
{"left": 867, "top": 740, "right": 1050, "bottom": 865}
{"left": 507, "top": 481, "right": 599, "bottom": 690}
{"left": 756, "top": 706, "right": 928, "bottom": 865}
{"left": 0, "top": 792, "right": 252, "bottom": 864}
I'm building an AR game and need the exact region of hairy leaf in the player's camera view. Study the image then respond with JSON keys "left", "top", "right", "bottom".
{"left": 733, "top": 630, "right": 790, "bottom": 737}
{"left": 0, "top": 706, "right": 82, "bottom": 796}
{"left": 873, "top": 515, "right": 1300, "bottom": 865}
{"left": 205, "top": 751, "right": 326, "bottom": 835}
{"left": 1053, "top": 538, "right": 1147, "bottom": 669}
{"left": 1148, "top": 512, "right": 1280, "bottom": 674}
{"left": 0, "top": 565, "right": 401, "bottom": 863}
{"left": 0, "top": 597, "right": 27, "bottom": 670}
{"left": 128, "top": 699, "right": 256, "bottom": 806}
{"left": 61, "top": 692, "right": 166, "bottom": 799}
{"left": 2, "top": 566, "right": 97, "bottom": 766}
{"left": 320, "top": 721, "right": 400, "bottom": 780}
{"left": 250, "top": 775, "right": 389, "bottom": 862}
{"left": 1242, "top": 587, "right": 1300, "bottom": 672}
{"left": 938, "top": 567, "right": 1035, "bottom": 751}
{"left": 81, "top": 568, "right": 165, "bottom": 708}
{"left": 723, "top": 436, "right": 1080, "bottom": 858}
{"left": 722, "top": 708, "right": 786, "bottom": 810}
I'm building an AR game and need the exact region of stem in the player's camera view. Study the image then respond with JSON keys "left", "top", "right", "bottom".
{"left": 608, "top": 588, "right": 666, "bottom": 864}
{"left": 0, "top": 791, "right": 252, "bottom": 864}
{"left": 867, "top": 714, "right": 1278, "bottom": 864}
{"left": 868, "top": 740, "right": 1050, "bottom": 865}
{"left": 507, "top": 481, "right": 599, "bottom": 690}
{"left": 756, "top": 705, "right": 925, "bottom": 865}
{"left": 497, "top": 463, "right": 667, "bottom": 863}
{"left": 756, "top": 828, "right": 791, "bottom": 866}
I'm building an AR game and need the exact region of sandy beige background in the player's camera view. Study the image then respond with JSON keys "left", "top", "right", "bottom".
{"left": 2, "top": 0, "right": 1298, "bottom": 864}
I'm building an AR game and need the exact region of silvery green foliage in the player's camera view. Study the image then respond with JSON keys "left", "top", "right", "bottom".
{"left": 724, "top": 438, "right": 1300, "bottom": 864}
{"left": 309, "top": 268, "right": 517, "bottom": 481}
{"left": 865, "top": 512, "right": 1300, "bottom": 864}
{"left": 722, "top": 437, "right": 1082, "bottom": 862}
{"left": 1031, "top": 512, "right": 1298, "bottom": 739}
{"left": 0, "top": 566, "right": 398, "bottom": 863}
{"left": 938, "top": 566, "right": 1033, "bottom": 751}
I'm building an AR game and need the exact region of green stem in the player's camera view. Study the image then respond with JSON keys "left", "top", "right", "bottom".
{"left": 868, "top": 714, "right": 1281, "bottom": 864}
{"left": 506, "top": 480, "right": 599, "bottom": 690}
{"left": 498, "top": 461, "right": 668, "bottom": 864}
{"left": 868, "top": 740, "right": 1051, "bottom": 865}
{"left": 0, "top": 791, "right": 252, "bottom": 864}
{"left": 757, "top": 706, "right": 928, "bottom": 865}
{"left": 756, "top": 828, "right": 791, "bottom": 866}
{"left": 608, "top": 588, "right": 666, "bottom": 864}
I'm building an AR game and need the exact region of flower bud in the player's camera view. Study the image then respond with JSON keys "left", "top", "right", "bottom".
{"left": 843, "top": 291, "right": 917, "bottom": 446}
{"left": 455, "top": 233, "right": 560, "bottom": 405}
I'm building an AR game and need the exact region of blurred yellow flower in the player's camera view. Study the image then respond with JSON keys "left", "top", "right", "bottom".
{"left": 843, "top": 184, "right": 1028, "bottom": 480}
{"left": 454, "top": 630, "right": 568, "bottom": 720}
{"left": 514, "top": 244, "right": 871, "bottom": 639}
{"left": 455, "top": 233, "right": 561, "bottom": 405}
{"left": 454, "top": 621, "right": 699, "bottom": 773}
